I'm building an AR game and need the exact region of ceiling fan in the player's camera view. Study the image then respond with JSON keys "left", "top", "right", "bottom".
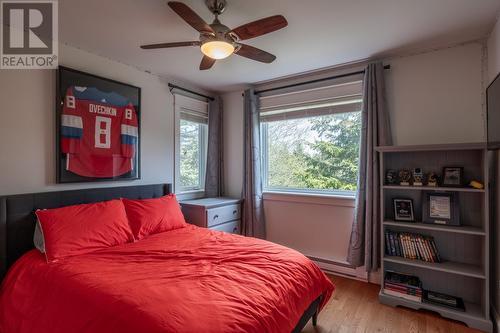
{"left": 140, "top": 0, "right": 288, "bottom": 70}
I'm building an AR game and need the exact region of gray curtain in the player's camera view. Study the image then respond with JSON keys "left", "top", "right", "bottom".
{"left": 242, "top": 88, "right": 266, "bottom": 238}
{"left": 347, "top": 62, "right": 392, "bottom": 271}
{"left": 205, "top": 96, "right": 224, "bottom": 197}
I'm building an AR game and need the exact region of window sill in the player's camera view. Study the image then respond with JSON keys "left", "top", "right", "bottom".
{"left": 176, "top": 189, "right": 205, "bottom": 201}
{"left": 262, "top": 190, "right": 356, "bottom": 207}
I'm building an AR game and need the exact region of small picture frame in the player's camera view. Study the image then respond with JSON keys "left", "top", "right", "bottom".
{"left": 442, "top": 167, "right": 463, "bottom": 187}
{"left": 393, "top": 198, "right": 415, "bottom": 222}
{"left": 412, "top": 168, "right": 424, "bottom": 186}
{"left": 422, "top": 192, "right": 460, "bottom": 226}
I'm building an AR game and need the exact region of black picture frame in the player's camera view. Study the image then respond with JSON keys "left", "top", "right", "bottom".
{"left": 56, "top": 66, "right": 141, "bottom": 183}
{"left": 393, "top": 198, "right": 415, "bottom": 222}
{"left": 442, "top": 167, "right": 464, "bottom": 187}
{"left": 422, "top": 191, "right": 460, "bottom": 226}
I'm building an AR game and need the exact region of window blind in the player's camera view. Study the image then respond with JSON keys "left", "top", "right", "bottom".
{"left": 173, "top": 93, "right": 209, "bottom": 124}
{"left": 260, "top": 80, "right": 363, "bottom": 122}
{"left": 180, "top": 107, "right": 208, "bottom": 124}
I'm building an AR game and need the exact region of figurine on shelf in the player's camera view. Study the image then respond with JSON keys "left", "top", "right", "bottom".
{"left": 412, "top": 168, "right": 423, "bottom": 186}
{"left": 426, "top": 172, "right": 439, "bottom": 187}
{"left": 386, "top": 169, "right": 398, "bottom": 185}
{"left": 398, "top": 169, "right": 411, "bottom": 186}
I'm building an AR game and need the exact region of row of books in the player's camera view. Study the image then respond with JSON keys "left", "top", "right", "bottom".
{"left": 385, "top": 230, "right": 441, "bottom": 263}
{"left": 383, "top": 271, "right": 423, "bottom": 303}
{"left": 383, "top": 271, "right": 465, "bottom": 311}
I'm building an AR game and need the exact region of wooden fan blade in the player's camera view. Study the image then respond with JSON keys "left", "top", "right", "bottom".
{"left": 140, "top": 41, "right": 200, "bottom": 49}
{"left": 168, "top": 1, "right": 214, "bottom": 34}
{"left": 200, "top": 55, "right": 216, "bottom": 70}
{"left": 231, "top": 15, "right": 287, "bottom": 40}
{"left": 235, "top": 44, "right": 276, "bottom": 63}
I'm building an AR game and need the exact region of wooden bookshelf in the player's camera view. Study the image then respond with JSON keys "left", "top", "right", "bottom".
{"left": 383, "top": 221, "right": 485, "bottom": 236}
{"left": 383, "top": 256, "right": 485, "bottom": 279}
{"left": 382, "top": 185, "right": 485, "bottom": 193}
{"left": 376, "top": 143, "right": 492, "bottom": 332}
{"left": 379, "top": 292, "right": 485, "bottom": 329}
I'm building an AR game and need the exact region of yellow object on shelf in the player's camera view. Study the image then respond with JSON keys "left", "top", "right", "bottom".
{"left": 469, "top": 180, "right": 484, "bottom": 189}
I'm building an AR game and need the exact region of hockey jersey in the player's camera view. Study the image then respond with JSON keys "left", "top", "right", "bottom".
{"left": 61, "top": 86, "right": 138, "bottom": 178}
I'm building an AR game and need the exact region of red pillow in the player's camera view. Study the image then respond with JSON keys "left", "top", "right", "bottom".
{"left": 122, "top": 194, "right": 186, "bottom": 240}
{"left": 36, "top": 199, "right": 134, "bottom": 262}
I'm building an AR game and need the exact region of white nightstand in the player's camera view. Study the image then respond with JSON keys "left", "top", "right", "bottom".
{"left": 180, "top": 197, "right": 243, "bottom": 234}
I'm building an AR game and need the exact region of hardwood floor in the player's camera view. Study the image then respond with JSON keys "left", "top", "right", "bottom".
{"left": 301, "top": 274, "right": 483, "bottom": 333}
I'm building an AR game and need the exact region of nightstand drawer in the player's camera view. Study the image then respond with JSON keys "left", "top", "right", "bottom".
{"left": 207, "top": 204, "right": 241, "bottom": 227}
{"left": 210, "top": 220, "right": 240, "bottom": 234}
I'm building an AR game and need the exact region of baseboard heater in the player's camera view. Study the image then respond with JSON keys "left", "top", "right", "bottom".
{"left": 307, "top": 255, "right": 358, "bottom": 277}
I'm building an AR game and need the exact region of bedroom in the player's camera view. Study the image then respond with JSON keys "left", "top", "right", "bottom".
{"left": 0, "top": 0, "right": 500, "bottom": 332}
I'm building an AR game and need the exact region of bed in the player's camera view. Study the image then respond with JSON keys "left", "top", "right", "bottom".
{"left": 0, "top": 184, "right": 334, "bottom": 333}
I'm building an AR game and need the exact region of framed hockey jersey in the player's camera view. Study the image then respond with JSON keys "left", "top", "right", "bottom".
{"left": 56, "top": 67, "right": 141, "bottom": 183}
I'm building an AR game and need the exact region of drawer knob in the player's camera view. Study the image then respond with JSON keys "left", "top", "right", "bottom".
{"left": 232, "top": 210, "right": 237, "bottom": 215}
{"left": 213, "top": 214, "right": 219, "bottom": 220}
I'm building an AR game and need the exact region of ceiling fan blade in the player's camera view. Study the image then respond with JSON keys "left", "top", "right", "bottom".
{"left": 235, "top": 44, "right": 276, "bottom": 63}
{"left": 140, "top": 41, "right": 200, "bottom": 49}
{"left": 230, "top": 15, "right": 287, "bottom": 40}
{"left": 200, "top": 55, "right": 216, "bottom": 70}
{"left": 168, "top": 1, "right": 214, "bottom": 34}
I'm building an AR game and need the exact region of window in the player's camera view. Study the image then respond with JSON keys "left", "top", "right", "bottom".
{"left": 174, "top": 94, "right": 208, "bottom": 194}
{"left": 260, "top": 80, "right": 363, "bottom": 196}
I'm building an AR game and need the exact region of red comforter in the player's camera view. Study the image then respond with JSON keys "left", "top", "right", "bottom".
{"left": 0, "top": 225, "right": 333, "bottom": 333}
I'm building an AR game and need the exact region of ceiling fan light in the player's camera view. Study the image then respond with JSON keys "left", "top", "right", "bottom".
{"left": 201, "top": 41, "right": 234, "bottom": 59}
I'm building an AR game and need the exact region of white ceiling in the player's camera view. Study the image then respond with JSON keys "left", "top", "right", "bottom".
{"left": 59, "top": 0, "right": 500, "bottom": 92}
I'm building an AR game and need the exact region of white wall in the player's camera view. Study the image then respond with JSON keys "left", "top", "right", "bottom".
{"left": 223, "top": 91, "right": 245, "bottom": 197}
{"left": 386, "top": 42, "right": 485, "bottom": 145}
{"left": 264, "top": 193, "right": 357, "bottom": 274}
{"left": 223, "top": 42, "right": 486, "bottom": 276}
{"left": 487, "top": 15, "right": 500, "bottom": 326}
{"left": 489, "top": 16, "right": 500, "bottom": 84}
{"left": 0, "top": 43, "right": 208, "bottom": 196}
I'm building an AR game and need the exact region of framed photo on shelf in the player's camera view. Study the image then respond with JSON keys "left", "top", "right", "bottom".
{"left": 442, "top": 167, "right": 463, "bottom": 187}
{"left": 422, "top": 191, "right": 460, "bottom": 226}
{"left": 393, "top": 198, "right": 415, "bottom": 222}
{"left": 56, "top": 66, "right": 141, "bottom": 183}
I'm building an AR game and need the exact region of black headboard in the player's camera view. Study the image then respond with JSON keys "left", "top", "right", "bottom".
{"left": 0, "top": 183, "right": 172, "bottom": 279}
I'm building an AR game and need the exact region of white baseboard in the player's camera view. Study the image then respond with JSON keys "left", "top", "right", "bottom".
{"left": 368, "top": 270, "right": 381, "bottom": 285}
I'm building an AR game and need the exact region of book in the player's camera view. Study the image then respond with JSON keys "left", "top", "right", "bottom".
{"left": 398, "top": 233, "right": 407, "bottom": 258}
{"left": 383, "top": 288, "right": 422, "bottom": 303}
{"left": 385, "top": 230, "right": 441, "bottom": 264}
{"left": 412, "top": 235, "right": 422, "bottom": 260}
{"left": 385, "top": 232, "right": 392, "bottom": 255}
{"left": 423, "top": 290, "right": 465, "bottom": 311}
{"left": 394, "top": 233, "right": 402, "bottom": 256}
{"left": 384, "top": 284, "right": 422, "bottom": 296}
{"left": 389, "top": 232, "right": 397, "bottom": 256}
{"left": 429, "top": 238, "right": 441, "bottom": 263}
{"left": 384, "top": 271, "right": 422, "bottom": 289}
{"left": 419, "top": 236, "right": 431, "bottom": 262}
{"left": 407, "top": 234, "right": 416, "bottom": 259}
{"left": 416, "top": 236, "right": 427, "bottom": 261}
{"left": 423, "top": 238, "right": 435, "bottom": 262}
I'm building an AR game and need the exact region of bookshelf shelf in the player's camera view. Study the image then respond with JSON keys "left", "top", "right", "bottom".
{"left": 382, "top": 185, "right": 484, "bottom": 193}
{"left": 378, "top": 292, "right": 490, "bottom": 330}
{"left": 383, "top": 256, "right": 485, "bottom": 279}
{"left": 383, "top": 221, "right": 485, "bottom": 236}
{"left": 378, "top": 143, "right": 491, "bottom": 332}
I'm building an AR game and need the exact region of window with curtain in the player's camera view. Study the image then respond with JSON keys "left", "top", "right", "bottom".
{"left": 174, "top": 94, "right": 208, "bottom": 193}
{"left": 260, "top": 80, "right": 363, "bottom": 196}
